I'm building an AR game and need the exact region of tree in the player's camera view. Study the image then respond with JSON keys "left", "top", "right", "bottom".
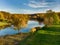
{"left": 11, "top": 14, "right": 29, "bottom": 33}
{"left": 46, "top": 10, "right": 59, "bottom": 25}
{"left": 45, "top": 10, "right": 54, "bottom": 25}
{"left": 53, "top": 13, "right": 59, "bottom": 24}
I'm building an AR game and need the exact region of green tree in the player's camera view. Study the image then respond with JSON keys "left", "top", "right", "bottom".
{"left": 53, "top": 13, "right": 59, "bottom": 24}
{"left": 46, "top": 10, "right": 59, "bottom": 25}
{"left": 46, "top": 10, "right": 54, "bottom": 25}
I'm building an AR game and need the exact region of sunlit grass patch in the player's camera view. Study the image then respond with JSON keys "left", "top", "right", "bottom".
{"left": 48, "top": 25, "right": 60, "bottom": 27}
{"left": 38, "top": 30, "right": 60, "bottom": 35}
{"left": 0, "top": 22, "right": 8, "bottom": 26}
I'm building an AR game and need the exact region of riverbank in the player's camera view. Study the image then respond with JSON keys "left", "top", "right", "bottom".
{"left": 0, "top": 22, "right": 11, "bottom": 29}
{"left": 18, "top": 25, "right": 60, "bottom": 45}
{"left": 0, "top": 33, "right": 30, "bottom": 45}
{"left": 0, "top": 25, "right": 60, "bottom": 45}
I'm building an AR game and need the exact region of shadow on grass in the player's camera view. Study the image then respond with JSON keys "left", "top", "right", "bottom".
{"left": 41, "top": 27, "right": 60, "bottom": 32}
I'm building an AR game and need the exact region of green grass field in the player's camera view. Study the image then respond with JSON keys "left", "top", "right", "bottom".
{"left": 19, "top": 25, "right": 60, "bottom": 45}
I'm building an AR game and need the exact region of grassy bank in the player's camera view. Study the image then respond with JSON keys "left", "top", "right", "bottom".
{"left": 0, "top": 22, "right": 8, "bottom": 26}
{"left": 0, "top": 21, "right": 11, "bottom": 30}
{"left": 19, "top": 25, "right": 60, "bottom": 45}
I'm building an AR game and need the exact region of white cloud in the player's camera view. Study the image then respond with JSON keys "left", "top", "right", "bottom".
{"left": 0, "top": 8, "right": 48, "bottom": 14}
{"left": 52, "top": 5, "right": 60, "bottom": 12}
{"left": 19, "top": 9, "right": 47, "bottom": 14}
{"left": 24, "top": 0, "right": 49, "bottom": 8}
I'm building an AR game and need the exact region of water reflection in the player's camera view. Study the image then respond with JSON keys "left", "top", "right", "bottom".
{"left": 0, "top": 20, "right": 45, "bottom": 36}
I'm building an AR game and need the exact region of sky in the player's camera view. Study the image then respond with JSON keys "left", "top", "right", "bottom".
{"left": 0, "top": 0, "right": 60, "bottom": 14}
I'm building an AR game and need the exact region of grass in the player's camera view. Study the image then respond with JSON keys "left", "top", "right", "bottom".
{"left": 0, "top": 19, "right": 11, "bottom": 26}
{"left": 38, "top": 30, "right": 60, "bottom": 35}
{"left": 0, "top": 21, "right": 11, "bottom": 29}
{"left": 19, "top": 25, "right": 60, "bottom": 45}
{"left": 48, "top": 25, "right": 60, "bottom": 27}
{"left": 0, "top": 22, "right": 8, "bottom": 26}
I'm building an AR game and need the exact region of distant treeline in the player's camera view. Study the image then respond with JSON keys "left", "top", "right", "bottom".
{"left": 0, "top": 10, "right": 60, "bottom": 29}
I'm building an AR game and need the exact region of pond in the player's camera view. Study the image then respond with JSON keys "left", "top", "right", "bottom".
{"left": 0, "top": 20, "right": 45, "bottom": 36}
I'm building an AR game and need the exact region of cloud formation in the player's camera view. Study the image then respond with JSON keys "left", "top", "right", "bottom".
{"left": 0, "top": 0, "right": 60, "bottom": 14}
{"left": 24, "top": 0, "right": 50, "bottom": 8}
{"left": 19, "top": 9, "right": 48, "bottom": 14}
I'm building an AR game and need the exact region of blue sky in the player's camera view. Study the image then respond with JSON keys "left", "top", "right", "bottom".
{"left": 0, "top": 0, "right": 60, "bottom": 14}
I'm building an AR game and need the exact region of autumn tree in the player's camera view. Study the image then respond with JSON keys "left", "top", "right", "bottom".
{"left": 11, "top": 14, "right": 29, "bottom": 32}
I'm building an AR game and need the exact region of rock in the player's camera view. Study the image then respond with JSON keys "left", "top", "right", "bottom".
{"left": 30, "top": 27, "right": 41, "bottom": 33}
{"left": 35, "top": 27, "right": 41, "bottom": 30}
{"left": 30, "top": 28, "right": 36, "bottom": 33}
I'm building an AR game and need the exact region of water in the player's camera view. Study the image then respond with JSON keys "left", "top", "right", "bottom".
{"left": 0, "top": 20, "right": 45, "bottom": 36}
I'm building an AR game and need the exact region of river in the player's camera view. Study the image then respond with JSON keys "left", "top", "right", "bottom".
{"left": 0, "top": 20, "right": 45, "bottom": 36}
